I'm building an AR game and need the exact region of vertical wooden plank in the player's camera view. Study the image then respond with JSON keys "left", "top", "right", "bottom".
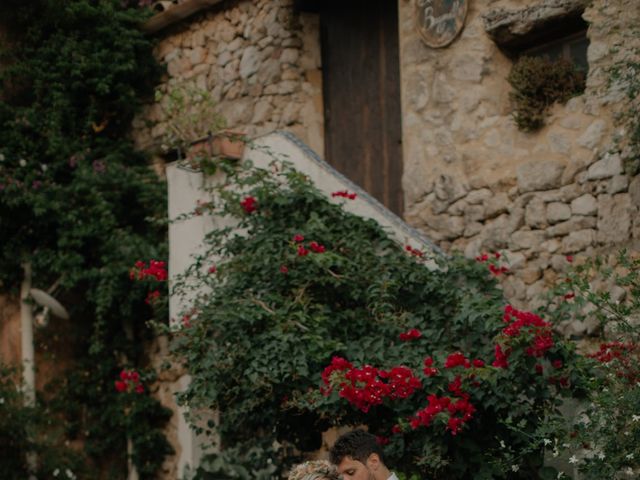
{"left": 320, "top": 0, "right": 403, "bottom": 215}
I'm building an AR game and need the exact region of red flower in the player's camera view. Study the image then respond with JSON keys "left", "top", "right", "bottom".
{"left": 135, "top": 384, "right": 144, "bottom": 394}
{"left": 492, "top": 344, "right": 509, "bottom": 368}
{"left": 405, "top": 245, "right": 424, "bottom": 257}
{"left": 208, "top": 265, "right": 217, "bottom": 274}
{"left": 332, "top": 190, "right": 357, "bottom": 200}
{"left": 552, "top": 360, "right": 563, "bottom": 369}
{"left": 309, "top": 241, "right": 326, "bottom": 253}
{"left": 391, "top": 424, "right": 402, "bottom": 434}
{"left": 566, "top": 255, "right": 573, "bottom": 263}
{"left": 535, "top": 364, "right": 544, "bottom": 375}
{"left": 131, "top": 260, "right": 168, "bottom": 282}
{"left": 293, "top": 234, "right": 304, "bottom": 243}
{"left": 240, "top": 196, "right": 257, "bottom": 214}
{"left": 297, "top": 245, "right": 309, "bottom": 256}
{"left": 472, "top": 359, "right": 485, "bottom": 368}
{"left": 115, "top": 380, "right": 127, "bottom": 392}
{"left": 444, "top": 352, "right": 471, "bottom": 369}
{"left": 399, "top": 328, "right": 422, "bottom": 341}
{"left": 564, "top": 292, "right": 575, "bottom": 300}
{"left": 279, "top": 265, "right": 289, "bottom": 274}
{"left": 145, "top": 290, "right": 160, "bottom": 304}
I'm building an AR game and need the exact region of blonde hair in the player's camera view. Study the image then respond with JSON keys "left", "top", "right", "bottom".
{"left": 287, "top": 460, "right": 339, "bottom": 480}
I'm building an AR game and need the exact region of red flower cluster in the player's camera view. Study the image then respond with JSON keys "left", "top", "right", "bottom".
{"left": 476, "top": 252, "right": 509, "bottom": 275}
{"left": 332, "top": 190, "right": 357, "bottom": 200}
{"left": 399, "top": 328, "right": 422, "bottom": 341}
{"left": 423, "top": 357, "right": 439, "bottom": 377}
{"left": 492, "top": 344, "right": 510, "bottom": 368}
{"left": 130, "top": 260, "right": 168, "bottom": 281}
{"left": 502, "top": 305, "right": 554, "bottom": 358}
{"left": 410, "top": 394, "right": 476, "bottom": 436}
{"left": 115, "top": 369, "right": 144, "bottom": 394}
{"left": 405, "top": 245, "right": 424, "bottom": 257}
{"left": 381, "top": 366, "right": 423, "bottom": 400}
{"left": 294, "top": 234, "right": 326, "bottom": 256}
{"left": 240, "top": 196, "right": 257, "bottom": 213}
{"left": 588, "top": 341, "right": 639, "bottom": 383}
{"left": 145, "top": 290, "right": 160, "bottom": 304}
{"left": 321, "top": 357, "right": 421, "bottom": 412}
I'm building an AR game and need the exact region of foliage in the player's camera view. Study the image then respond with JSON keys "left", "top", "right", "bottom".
{"left": 169, "top": 158, "right": 581, "bottom": 479}
{"left": 0, "top": 363, "right": 87, "bottom": 479}
{"left": 156, "top": 84, "right": 227, "bottom": 154}
{"left": 508, "top": 56, "right": 585, "bottom": 132}
{"left": 0, "top": 0, "right": 172, "bottom": 477}
{"left": 534, "top": 251, "right": 640, "bottom": 479}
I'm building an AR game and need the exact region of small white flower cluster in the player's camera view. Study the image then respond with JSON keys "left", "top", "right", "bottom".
{"left": 52, "top": 468, "right": 76, "bottom": 479}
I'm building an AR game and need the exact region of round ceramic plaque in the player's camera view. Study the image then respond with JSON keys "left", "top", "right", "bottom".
{"left": 415, "top": 0, "right": 468, "bottom": 48}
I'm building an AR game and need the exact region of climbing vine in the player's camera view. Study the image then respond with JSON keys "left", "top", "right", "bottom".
{"left": 0, "top": 0, "right": 172, "bottom": 477}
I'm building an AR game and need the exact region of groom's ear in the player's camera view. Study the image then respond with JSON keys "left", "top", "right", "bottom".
{"left": 365, "top": 453, "right": 381, "bottom": 471}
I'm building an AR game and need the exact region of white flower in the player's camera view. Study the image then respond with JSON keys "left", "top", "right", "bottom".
{"left": 0, "top": 153, "right": 5, "bottom": 161}
{"left": 553, "top": 448, "right": 560, "bottom": 458}
{"left": 0, "top": 398, "right": 4, "bottom": 404}
{"left": 543, "top": 438, "right": 552, "bottom": 446}
{"left": 557, "top": 472, "right": 565, "bottom": 479}
{"left": 65, "top": 468, "right": 74, "bottom": 478}
{"left": 597, "top": 452, "right": 605, "bottom": 460}
{"left": 569, "top": 455, "right": 579, "bottom": 464}
{"left": 53, "top": 469, "right": 60, "bottom": 477}
{"left": 624, "top": 430, "right": 631, "bottom": 436}
{"left": 632, "top": 414, "right": 640, "bottom": 422}
{"left": 19, "top": 158, "right": 27, "bottom": 167}
{"left": 511, "top": 465, "right": 519, "bottom": 472}
{"left": 626, "top": 453, "right": 634, "bottom": 460}
{"left": 626, "top": 467, "right": 634, "bottom": 476}
{"left": 562, "top": 443, "right": 570, "bottom": 448}
{"left": 500, "top": 440, "right": 506, "bottom": 449}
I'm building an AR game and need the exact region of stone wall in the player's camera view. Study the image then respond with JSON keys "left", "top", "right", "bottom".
{"left": 399, "top": 0, "right": 640, "bottom": 324}
{"left": 133, "top": 0, "right": 324, "bottom": 158}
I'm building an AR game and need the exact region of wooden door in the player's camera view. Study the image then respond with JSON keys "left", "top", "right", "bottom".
{"left": 319, "top": 0, "right": 404, "bottom": 215}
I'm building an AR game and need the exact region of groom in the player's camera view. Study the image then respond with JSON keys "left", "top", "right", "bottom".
{"left": 329, "top": 429, "right": 399, "bottom": 480}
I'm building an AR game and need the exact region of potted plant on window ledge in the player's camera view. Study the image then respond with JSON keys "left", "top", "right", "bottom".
{"left": 156, "top": 85, "right": 246, "bottom": 174}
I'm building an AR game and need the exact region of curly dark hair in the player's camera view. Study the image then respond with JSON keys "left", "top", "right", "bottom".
{"left": 329, "top": 429, "right": 385, "bottom": 465}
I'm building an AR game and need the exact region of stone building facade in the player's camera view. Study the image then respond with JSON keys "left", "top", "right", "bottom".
{"left": 137, "top": 0, "right": 640, "bottom": 334}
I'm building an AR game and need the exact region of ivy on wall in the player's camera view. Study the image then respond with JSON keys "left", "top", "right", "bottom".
{"left": 0, "top": 0, "right": 172, "bottom": 477}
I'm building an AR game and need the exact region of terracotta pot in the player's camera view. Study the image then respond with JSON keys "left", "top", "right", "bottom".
{"left": 212, "top": 130, "right": 246, "bottom": 160}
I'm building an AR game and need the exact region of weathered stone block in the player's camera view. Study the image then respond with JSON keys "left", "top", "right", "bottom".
{"left": 517, "top": 160, "right": 565, "bottom": 193}
{"left": 547, "top": 216, "right": 597, "bottom": 236}
{"left": 510, "top": 230, "right": 546, "bottom": 251}
{"left": 570, "top": 193, "right": 597, "bottom": 216}
{"left": 577, "top": 119, "right": 606, "bottom": 149}
{"left": 239, "top": 46, "right": 260, "bottom": 78}
{"left": 597, "top": 193, "right": 631, "bottom": 243}
{"left": 484, "top": 192, "right": 509, "bottom": 219}
{"left": 586, "top": 153, "right": 623, "bottom": 180}
{"left": 628, "top": 176, "right": 640, "bottom": 207}
{"left": 525, "top": 197, "right": 546, "bottom": 228}
{"left": 561, "top": 229, "right": 595, "bottom": 253}
{"left": 547, "top": 202, "right": 571, "bottom": 224}
{"left": 608, "top": 175, "right": 629, "bottom": 194}
{"left": 466, "top": 188, "right": 492, "bottom": 204}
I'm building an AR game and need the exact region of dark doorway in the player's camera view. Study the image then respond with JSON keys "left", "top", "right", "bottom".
{"left": 316, "top": 0, "right": 404, "bottom": 215}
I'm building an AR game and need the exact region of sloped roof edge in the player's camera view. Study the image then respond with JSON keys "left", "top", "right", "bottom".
{"left": 142, "top": 0, "right": 225, "bottom": 34}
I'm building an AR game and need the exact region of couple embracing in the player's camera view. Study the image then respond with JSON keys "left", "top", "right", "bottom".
{"left": 289, "top": 429, "right": 399, "bottom": 480}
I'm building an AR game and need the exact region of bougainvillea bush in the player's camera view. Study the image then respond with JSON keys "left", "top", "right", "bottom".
{"left": 169, "top": 159, "right": 581, "bottom": 479}
{"left": 0, "top": 0, "right": 172, "bottom": 477}
{"left": 536, "top": 251, "right": 640, "bottom": 479}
